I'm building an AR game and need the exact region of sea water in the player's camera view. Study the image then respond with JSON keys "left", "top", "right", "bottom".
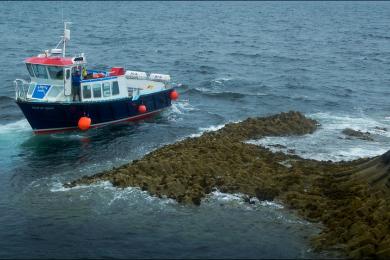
{"left": 1, "top": 1, "right": 390, "bottom": 258}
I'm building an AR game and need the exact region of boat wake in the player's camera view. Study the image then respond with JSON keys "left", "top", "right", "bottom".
{"left": 170, "top": 100, "right": 198, "bottom": 115}
{"left": 0, "top": 119, "right": 31, "bottom": 134}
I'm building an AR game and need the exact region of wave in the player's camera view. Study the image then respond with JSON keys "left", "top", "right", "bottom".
{"left": 365, "top": 33, "right": 390, "bottom": 40}
{"left": 170, "top": 100, "right": 198, "bottom": 115}
{"left": 0, "top": 96, "right": 17, "bottom": 110}
{"left": 203, "top": 189, "right": 284, "bottom": 210}
{"left": 191, "top": 88, "right": 247, "bottom": 99}
{"left": 189, "top": 123, "right": 227, "bottom": 138}
{"left": 187, "top": 86, "right": 268, "bottom": 99}
{"left": 0, "top": 96, "right": 13, "bottom": 102}
{"left": 211, "top": 77, "right": 234, "bottom": 84}
{"left": 166, "top": 100, "right": 198, "bottom": 123}
{"left": 310, "top": 112, "right": 390, "bottom": 136}
{"left": 0, "top": 119, "right": 31, "bottom": 134}
{"left": 198, "top": 65, "right": 217, "bottom": 75}
{"left": 229, "top": 52, "right": 307, "bottom": 63}
{"left": 248, "top": 112, "right": 390, "bottom": 162}
{"left": 229, "top": 52, "right": 262, "bottom": 58}
{"left": 50, "top": 180, "right": 177, "bottom": 207}
{"left": 50, "top": 180, "right": 285, "bottom": 211}
{"left": 250, "top": 137, "right": 388, "bottom": 162}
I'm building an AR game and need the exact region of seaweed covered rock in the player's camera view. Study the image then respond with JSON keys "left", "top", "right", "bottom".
{"left": 66, "top": 111, "right": 390, "bottom": 258}
{"left": 67, "top": 111, "right": 318, "bottom": 204}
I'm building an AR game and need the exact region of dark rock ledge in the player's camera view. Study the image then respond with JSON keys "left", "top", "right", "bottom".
{"left": 66, "top": 111, "right": 390, "bottom": 259}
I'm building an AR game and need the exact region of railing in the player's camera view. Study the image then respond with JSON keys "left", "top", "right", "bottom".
{"left": 14, "top": 79, "right": 30, "bottom": 101}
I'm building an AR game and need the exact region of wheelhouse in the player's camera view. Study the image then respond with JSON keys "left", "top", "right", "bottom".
{"left": 14, "top": 22, "right": 178, "bottom": 134}
{"left": 20, "top": 54, "right": 131, "bottom": 103}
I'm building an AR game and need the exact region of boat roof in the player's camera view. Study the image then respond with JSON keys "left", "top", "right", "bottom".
{"left": 25, "top": 56, "right": 74, "bottom": 67}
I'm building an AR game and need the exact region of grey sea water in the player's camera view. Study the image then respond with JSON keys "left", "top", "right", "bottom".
{"left": 1, "top": 1, "right": 390, "bottom": 258}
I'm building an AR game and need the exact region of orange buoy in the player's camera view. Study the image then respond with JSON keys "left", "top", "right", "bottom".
{"left": 78, "top": 116, "right": 91, "bottom": 131}
{"left": 170, "top": 90, "right": 179, "bottom": 101}
{"left": 138, "top": 104, "right": 147, "bottom": 113}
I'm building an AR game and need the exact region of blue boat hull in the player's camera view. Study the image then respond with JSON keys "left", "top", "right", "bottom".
{"left": 16, "top": 89, "right": 173, "bottom": 134}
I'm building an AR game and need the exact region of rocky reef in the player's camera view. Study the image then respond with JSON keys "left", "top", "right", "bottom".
{"left": 66, "top": 111, "right": 390, "bottom": 258}
{"left": 342, "top": 128, "right": 374, "bottom": 141}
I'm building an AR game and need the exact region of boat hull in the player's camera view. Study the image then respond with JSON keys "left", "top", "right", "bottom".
{"left": 16, "top": 89, "right": 173, "bottom": 134}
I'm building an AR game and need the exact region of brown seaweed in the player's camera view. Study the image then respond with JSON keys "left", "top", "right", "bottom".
{"left": 66, "top": 111, "right": 390, "bottom": 258}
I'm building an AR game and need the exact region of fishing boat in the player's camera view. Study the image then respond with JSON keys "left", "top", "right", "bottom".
{"left": 14, "top": 23, "right": 179, "bottom": 134}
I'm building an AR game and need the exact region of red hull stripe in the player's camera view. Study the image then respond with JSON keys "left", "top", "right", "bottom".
{"left": 33, "top": 109, "right": 164, "bottom": 134}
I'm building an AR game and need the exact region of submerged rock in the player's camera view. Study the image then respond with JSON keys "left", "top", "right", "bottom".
{"left": 67, "top": 111, "right": 390, "bottom": 258}
{"left": 374, "top": 126, "right": 387, "bottom": 132}
{"left": 268, "top": 144, "right": 287, "bottom": 149}
{"left": 342, "top": 128, "right": 374, "bottom": 141}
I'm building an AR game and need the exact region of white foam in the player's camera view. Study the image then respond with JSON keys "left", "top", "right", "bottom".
{"left": 248, "top": 112, "right": 390, "bottom": 162}
{"left": 204, "top": 189, "right": 284, "bottom": 210}
{"left": 50, "top": 180, "right": 177, "bottom": 207}
{"left": 50, "top": 180, "right": 113, "bottom": 192}
{"left": 187, "top": 119, "right": 242, "bottom": 139}
{"left": 209, "top": 190, "right": 244, "bottom": 202}
{"left": 167, "top": 100, "right": 198, "bottom": 123}
{"left": 171, "top": 100, "right": 197, "bottom": 114}
{"left": 212, "top": 77, "right": 233, "bottom": 84}
{"left": 189, "top": 123, "right": 227, "bottom": 138}
{"left": 50, "top": 133, "right": 85, "bottom": 140}
{"left": 0, "top": 119, "right": 31, "bottom": 134}
{"left": 254, "top": 92, "right": 268, "bottom": 96}
{"left": 259, "top": 200, "right": 284, "bottom": 209}
{"left": 195, "top": 87, "right": 243, "bottom": 97}
{"left": 310, "top": 112, "right": 390, "bottom": 134}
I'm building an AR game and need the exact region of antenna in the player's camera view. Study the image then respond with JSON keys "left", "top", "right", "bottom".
{"left": 62, "top": 22, "right": 71, "bottom": 57}
{"left": 50, "top": 21, "right": 71, "bottom": 57}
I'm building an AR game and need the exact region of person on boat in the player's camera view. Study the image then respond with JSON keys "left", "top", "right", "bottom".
{"left": 82, "top": 67, "right": 87, "bottom": 79}
{"left": 72, "top": 69, "right": 81, "bottom": 101}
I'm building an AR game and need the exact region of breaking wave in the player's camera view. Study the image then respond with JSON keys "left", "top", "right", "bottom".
{"left": 248, "top": 112, "right": 390, "bottom": 162}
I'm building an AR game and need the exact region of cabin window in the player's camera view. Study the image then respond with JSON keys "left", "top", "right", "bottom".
{"left": 26, "top": 63, "right": 35, "bottom": 77}
{"left": 102, "top": 82, "right": 111, "bottom": 97}
{"left": 83, "top": 85, "right": 92, "bottom": 99}
{"left": 47, "top": 66, "right": 64, "bottom": 80}
{"left": 32, "top": 64, "right": 48, "bottom": 79}
{"left": 92, "top": 83, "right": 102, "bottom": 98}
{"left": 66, "top": 69, "right": 71, "bottom": 80}
{"left": 112, "top": 81, "right": 119, "bottom": 95}
{"left": 27, "top": 83, "right": 35, "bottom": 96}
{"left": 47, "top": 85, "right": 62, "bottom": 98}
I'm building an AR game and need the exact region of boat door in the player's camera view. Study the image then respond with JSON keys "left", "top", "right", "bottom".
{"left": 64, "top": 67, "right": 72, "bottom": 96}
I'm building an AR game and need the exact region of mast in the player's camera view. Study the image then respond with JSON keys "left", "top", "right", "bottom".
{"left": 62, "top": 22, "right": 71, "bottom": 57}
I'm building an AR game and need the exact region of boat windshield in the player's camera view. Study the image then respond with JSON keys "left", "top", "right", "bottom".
{"left": 26, "top": 63, "right": 35, "bottom": 77}
{"left": 31, "top": 64, "right": 48, "bottom": 79}
{"left": 47, "top": 66, "right": 64, "bottom": 80}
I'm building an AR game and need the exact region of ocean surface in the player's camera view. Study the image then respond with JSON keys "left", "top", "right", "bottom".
{"left": 1, "top": 1, "right": 390, "bottom": 258}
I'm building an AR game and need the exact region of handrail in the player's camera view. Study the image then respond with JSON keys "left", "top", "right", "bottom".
{"left": 14, "top": 79, "right": 30, "bottom": 101}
